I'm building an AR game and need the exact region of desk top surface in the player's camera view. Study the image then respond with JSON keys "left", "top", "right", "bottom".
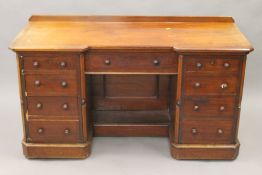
{"left": 10, "top": 15, "right": 253, "bottom": 53}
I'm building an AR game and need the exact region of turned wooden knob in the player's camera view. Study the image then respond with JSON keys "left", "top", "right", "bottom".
{"left": 191, "top": 128, "right": 198, "bottom": 135}
{"left": 217, "top": 128, "right": 223, "bottom": 135}
{"left": 33, "top": 61, "right": 39, "bottom": 68}
{"left": 81, "top": 99, "right": 86, "bottom": 105}
{"left": 36, "top": 103, "right": 42, "bottom": 109}
{"left": 63, "top": 103, "right": 69, "bottom": 110}
{"left": 224, "top": 62, "right": 230, "bottom": 68}
{"left": 60, "top": 61, "right": 67, "bottom": 68}
{"left": 194, "top": 105, "right": 200, "bottom": 111}
{"left": 194, "top": 82, "right": 201, "bottom": 88}
{"left": 219, "top": 105, "right": 225, "bottom": 111}
{"left": 64, "top": 128, "right": 71, "bottom": 135}
{"left": 153, "top": 59, "right": 160, "bottom": 66}
{"left": 34, "top": 80, "right": 41, "bottom": 86}
{"left": 37, "top": 128, "right": 44, "bottom": 134}
{"left": 220, "top": 83, "right": 228, "bottom": 89}
{"left": 104, "top": 59, "right": 111, "bottom": 65}
{"left": 196, "top": 62, "right": 202, "bottom": 68}
{"left": 61, "top": 81, "right": 68, "bottom": 88}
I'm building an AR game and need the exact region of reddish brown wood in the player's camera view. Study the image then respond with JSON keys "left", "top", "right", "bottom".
{"left": 91, "top": 75, "right": 170, "bottom": 110}
{"left": 183, "top": 96, "right": 236, "bottom": 118}
{"left": 10, "top": 15, "right": 253, "bottom": 160}
{"left": 10, "top": 16, "right": 253, "bottom": 53}
{"left": 184, "top": 73, "right": 239, "bottom": 96}
{"left": 23, "top": 141, "right": 91, "bottom": 159}
{"left": 234, "top": 57, "right": 247, "bottom": 143}
{"left": 184, "top": 56, "right": 242, "bottom": 72}
{"left": 27, "top": 96, "right": 79, "bottom": 117}
{"left": 92, "top": 110, "right": 169, "bottom": 124}
{"left": 23, "top": 54, "right": 78, "bottom": 71}
{"left": 24, "top": 74, "right": 78, "bottom": 96}
{"left": 16, "top": 51, "right": 91, "bottom": 158}
{"left": 28, "top": 15, "right": 235, "bottom": 22}
{"left": 80, "top": 53, "right": 88, "bottom": 142}
{"left": 173, "top": 55, "right": 183, "bottom": 144}
{"left": 93, "top": 124, "right": 168, "bottom": 137}
{"left": 180, "top": 119, "right": 234, "bottom": 144}
{"left": 27, "top": 120, "right": 80, "bottom": 143}
{"left": 170, "top": 141, "right": 239, "bottom": 160}
{"left": 16, "top": 55, "right": 28, "bottom": 142}
{"left": 86, "top": 51, "right": 178, "bottom": 74}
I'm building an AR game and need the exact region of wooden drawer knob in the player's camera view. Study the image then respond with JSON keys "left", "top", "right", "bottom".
{"left": 224, "top": 62, "right": 230, "bottom": 68}
{"left": 194, "top": 82, "right": 201, "bottom": 88}
{"left": 193, "top": 105, "right": 200, "bottom": 111}
{"left": 81, "top": 99, "right": 86, "bottom": 105}
{"left": 104, "top": 59, "right": 111, "bottom": 65}
{"left": 191, "top": 128, "right": 198, "bottom": 135}
{"left": 64, "top": 128, "right": 71, "bottom": 135}
{"left": 60, "top": 61, "right": 67, "bottom": 68}
{"left": 219, "top": 105, "right": 225, "bottom": 111}
{"left": 37, "top": 128, "right": 44, "bottom": 134}
{"left": 33, "top": 61, "right": 40, "bottom": 68}
{"left": 34, "top": 80, "right": 41, "bottom": 86}
{"left": 217, "top": 128, "right": 223, "bottom": 135}
{"left": 36, "top": 103, "right": 42, "bottom": 109}
{"left": 61, "top": 81, "right": 68, "bottom": 88}
{"left": 220, "top": 83, "right": 228, "bottom": 89}
{"left": 153, "top": 59, "right": 160, "bottom": 66}
{"left": 62, "top": 103, "right": 69, "bottom": 110}
{"left": 196, "top": 62, "right": 202, "bottom": 68}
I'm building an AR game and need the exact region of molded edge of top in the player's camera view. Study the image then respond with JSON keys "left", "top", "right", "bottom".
{"left": 28, "top": 15, "right": 235, "bottom": 23}
{"left": 10, "top": 46, "right": 254, "bottom": 54}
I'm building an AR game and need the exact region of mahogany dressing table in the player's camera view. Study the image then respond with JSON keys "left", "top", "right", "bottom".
{"left": 10, "top": 16, "right": 253, "bottom": 160}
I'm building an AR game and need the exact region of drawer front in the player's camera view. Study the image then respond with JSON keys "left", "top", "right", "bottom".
{"left": 27, "top": 96, "right": 79, "bottom": 116}
{"left": 23, "top": 54, "right": 78, "bottom": 71}
{"left": 181, "top": 120, "right": 235, "bottom": 144}
{"left": 184, "top": 73, "right": 239, "bottom": 96}
{"left": 183, "top": 96, "right": 236, "bottom": 118}
{"left": 28, "top": 120, "right": 80, "bottom": 143}
{"left": 25, "top": 74, "right": 78, "bottom": 96}
{"left": 184, "top": 56, "right": 241, "bottom": 72}
{"left": 86, "top": 52, "right": 178, "bottom": 73}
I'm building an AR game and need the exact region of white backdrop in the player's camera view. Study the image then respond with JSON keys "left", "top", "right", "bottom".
{"left": 0, "top": 1, "right": 261, "bottom": 175}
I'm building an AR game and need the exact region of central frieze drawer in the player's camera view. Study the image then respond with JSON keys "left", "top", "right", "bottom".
{"left": 86, "top": 52, "right": 178, "bottom": 73}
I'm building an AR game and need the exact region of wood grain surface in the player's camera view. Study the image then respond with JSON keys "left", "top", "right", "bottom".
{"left": 10, "top": 16, "right": 253, "bottom": 53}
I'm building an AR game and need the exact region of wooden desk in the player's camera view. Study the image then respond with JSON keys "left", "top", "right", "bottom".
{"left": 10, "top": 15, "right": 253, "bottom": 160}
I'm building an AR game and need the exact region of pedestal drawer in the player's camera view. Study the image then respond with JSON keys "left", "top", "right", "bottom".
{"left": 28, "top": 120, "right": 80, "bottom": 143}
{"left": 180, "top": 120, "right": 235, "bottom": 144}
{"left": 184, "top": 73, "right": 239, "bottom": 96}
{"left": 184, "top": 56, "right": 241, "bottom": 72}
{"left": 23, "top": 54, "right": 78, "bottom": 71}
{"left": 183, "top": 96, "right": 236, "bottom": 118}
{"left": 25, "top": 74, "right": 78, "bottom": 96}
{"left": 27, "top": 96, "right": 79, "bottom": 117}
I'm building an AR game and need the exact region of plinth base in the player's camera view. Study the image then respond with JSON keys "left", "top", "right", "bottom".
{"left": 170, "top": 140, "right": 240, "bottom": 160}
{"left": 22, "top": 140, "right": 91, "bottom": 159}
